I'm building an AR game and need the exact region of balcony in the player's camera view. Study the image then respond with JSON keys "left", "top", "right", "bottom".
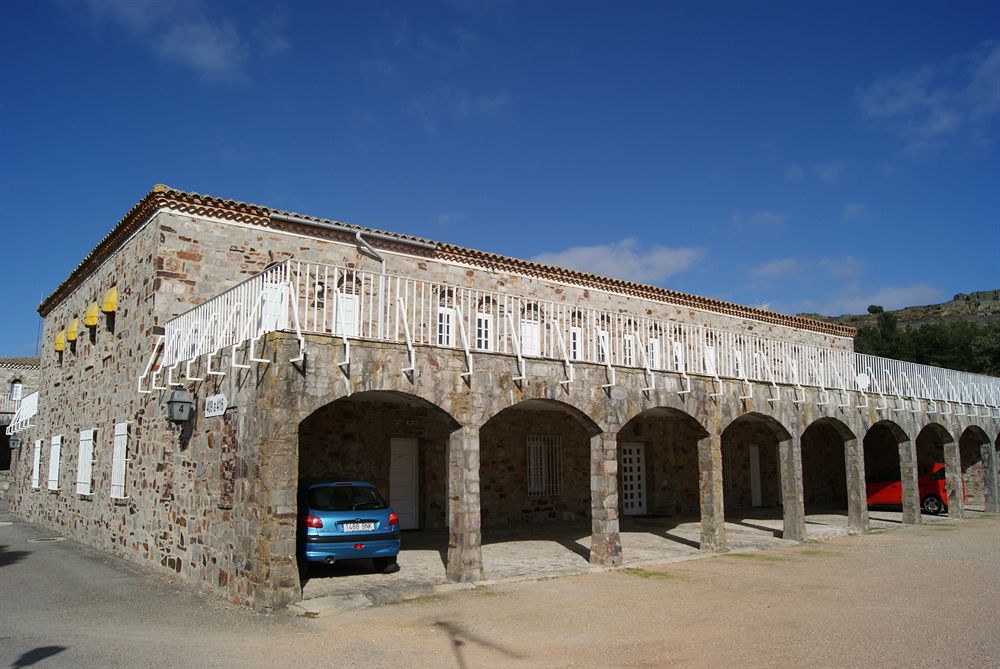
{"left": 142, "top": 259, "right": 1000, "bottom": 414}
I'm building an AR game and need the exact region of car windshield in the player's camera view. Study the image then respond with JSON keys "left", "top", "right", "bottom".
{"left": 308, "top": 485, "right": 388, "bottom": 512}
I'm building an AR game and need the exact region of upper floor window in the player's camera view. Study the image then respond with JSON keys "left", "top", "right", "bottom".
{"left": 9, "top": 380, "right": 22, "bottom": 401}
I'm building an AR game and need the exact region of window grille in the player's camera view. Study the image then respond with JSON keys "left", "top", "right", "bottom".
{"left": 648, "top": 338, "right": 661, "bottom": 369}
{"left": 437, "top": 307, "right": 455, "bottom": 346}
{"left": 31, "top": 439, "right": 41, "bottom": 489}
{"left": 47, "top": 435, "right": 62, "bottom": 491}
{"left": 76, "top": 428, "right": 96, "bottom": 495}
{"left": 569, "top": 327, "right": 582, "bottom": 361}
{"left": 622, "top": 334, "right": 634, "bottom": 367}
{"left": 596, "top": 330, "right": 610, "bottom": 364}
{"left": 476, "top": 313, "right": 493, "bottom": 351}
{"left": 111, "top": 422, "right": 129, "bottom": 499}
{"left": 527, "top": 435, "right": 562, "bottom": 496}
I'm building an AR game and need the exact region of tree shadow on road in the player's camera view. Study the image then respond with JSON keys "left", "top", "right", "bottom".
{"left": 0, "top": 544, "right": 30, "bottom": 568}
{"left": 432, "top": 620, "right": 526, "bottom": 669}
{"left": 11, "top": 646, "right": 66, "bottom": 668}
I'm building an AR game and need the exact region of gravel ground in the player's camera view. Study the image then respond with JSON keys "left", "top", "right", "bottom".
{"left": 2, "top": 501, "right": 997, "bottom": 668}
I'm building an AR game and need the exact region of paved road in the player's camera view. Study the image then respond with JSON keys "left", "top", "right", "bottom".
{"left": 2, "top": 500, "right": 998, "bottom": 668}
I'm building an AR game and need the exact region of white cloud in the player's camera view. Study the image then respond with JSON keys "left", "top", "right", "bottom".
{"left": 750, "top": 258, "right": 800, "bottom": 278}
{"left": 841, "top": 202, "right": 870, "bottom": 221}
{"left": 531, "top": 238, "right": 705, "bottom": 284}
{"left": 732, "top": 210, "right": 787, "bottom": 227}
{"left": 857, "top": 40, "right": 1000, "bottom": 153}
{"left": 784, "top": 163, "right": 805, "bottom": 183}
{"left": 436, "top": 212, "right": 465, "bottom": 225}
{"left": 819, "top": 256, "right": 865, "bottom": 281}
{"left": 83, "top": 0, "right": 284, "bottom": 82}
{"left": 408, "top": 87, "right": 512, "bottom": 137}
{"left": 813, "top": 161, "right": 846, "bottom": 184}
{"left": 821, "top": 284, "right": 945, "bottom": 315}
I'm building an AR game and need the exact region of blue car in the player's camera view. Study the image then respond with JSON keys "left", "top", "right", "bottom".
{"left": 298, "top": 480, "right": 400, "bottom": 573}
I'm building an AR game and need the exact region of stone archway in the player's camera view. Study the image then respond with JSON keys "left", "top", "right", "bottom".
{"left": 478, "top": 398, "right": 607, "bottom": 575}
{"left": 863, "top": 420, "right": 919, "bottom": 524}
{"left": 958, "top": 425, "right": 995, "bottom": 512}
{"left": 916, "top": 422, "right": 962, "bottom": 518}
{"left": 720, "top": 412, "right": 800, "bottom": 544}
{"left": 801, "top": 417, "right": 867, "bottom": 534}
{"left": 615, "top": 407, "right": 709, "bottom": 554}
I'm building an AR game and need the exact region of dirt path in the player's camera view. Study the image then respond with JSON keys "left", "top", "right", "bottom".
{"left": 309, "top": 517, "right": 1000, "bottom": 668}
{"left": 3, "top": 503, "right": 998, "bottom": 668}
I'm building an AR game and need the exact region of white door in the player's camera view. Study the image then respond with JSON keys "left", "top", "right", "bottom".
{"left": 389, "top": 438, "right": 419, "bottom": 530}
{"left": 621, "top": 442, "right": 647, "bottom": 515}
{"left": 749, "top": 444, "right": 762, "bottom": 507}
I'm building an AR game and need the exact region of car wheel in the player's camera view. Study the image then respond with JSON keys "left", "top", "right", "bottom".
{"left": 373, "top": 556, "right": 399, "bottom": 573}
{"left": 921, "top": 495, "right": 944, "bottom": 515}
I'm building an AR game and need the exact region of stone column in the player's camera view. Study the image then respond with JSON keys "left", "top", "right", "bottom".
{"left": 590, "top": 431, "right": 622, "bottom": 566}
{"left": 943, "top": 441, "right": 966, "bottom": 519}
{"left": 697, "top": 433, "right": 727, "bottom": 552}
{"left": 898, "top": 439, "right": 922, "bottom": 524}
{"left": 778, "top": 435, "right": 806, "bottom": 542}
{"left": 446, "top": 424, "right": 484, "bottom": 582}
{"left": 843, "top": 438, "right": 870, "bottom": 534}
{"left": 982, "top": 443, "right": 1000, "bottom": 514}
{"left": 250, "top": 404, "right": 304, "bottom": 610}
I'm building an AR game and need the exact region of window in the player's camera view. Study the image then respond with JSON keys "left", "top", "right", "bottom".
{"left": 111, "top": 422, "right": 129, "bottom": 499}
{"left": 9, "top": 380, "right": 22, "bottom": 401}
{"left": 31, "top": 439, "right": 41, "bottom": 489}
{"left": 47, "top": 435, "right": 62, "bottom": 491}
{"left": 521, "top": 318, "right": 540, "bottom": 356}
{"left": 334, "top": 292, "right": 357, "bottom": 336}
{"left": 437, "top": 307, "right": 455, "bottom": 347}
{"left": 569, "top": 327, "right": 582, "bottom": 361}
{"left": 622, "top": 335, "right": 634, "bottom": 367}
{"left": 76, "top": 429, "right": 95, "bottom": 495}
{"left": 648, "top": 338, "right": 661, "bottom": 370}
{"left": 527, "top": 435, "right": 562, "bottom": 496}
{"left": 596, "top": 330, "right": 610, "bottom": 364}
{"left": 475, "top": 313, "right": 493, "bottom": 351}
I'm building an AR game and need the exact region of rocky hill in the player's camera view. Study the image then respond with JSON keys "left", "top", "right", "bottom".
{"left": 800, "top": 289, "right": 1000, "bottom": 329}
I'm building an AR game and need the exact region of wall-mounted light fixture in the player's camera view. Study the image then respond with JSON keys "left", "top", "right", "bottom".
{"left": 164, "top": 390, "right": 194, "bottom": 424}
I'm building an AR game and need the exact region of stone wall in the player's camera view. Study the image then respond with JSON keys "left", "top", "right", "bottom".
{"left": 801, "top": 424, "right": 848, "bottom": 508}
{"left": 721, "top": 421, "right": 782, "bottom": 510}
{"left": 479, "top": 407, "right": 592, "bottom": 528}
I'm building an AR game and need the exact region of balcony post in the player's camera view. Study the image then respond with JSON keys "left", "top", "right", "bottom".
{"left": 943, "top": 440, "right": 965, "bottom": 519}
{"left": 446, "top": 424, "right": 484, "bottom": 582}
{"left": 697, "top": 431, "right": 727, "bottom": 552}
{"left": 590, "top": 431, "right": 622, "bottom": 566}
{"left": 844, "top": 437, "right": 870, "bottom": 534}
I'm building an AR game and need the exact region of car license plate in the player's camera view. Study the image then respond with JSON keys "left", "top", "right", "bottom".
{"left": 342, "top": 522, "right": 375, "bottom": 532}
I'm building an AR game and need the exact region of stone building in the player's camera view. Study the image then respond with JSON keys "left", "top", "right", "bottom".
{"left": 6, "top": 185, "right": 999, "bottom": 609}
{"left": 1, "top": 356, "right": 40, "bottom": 487}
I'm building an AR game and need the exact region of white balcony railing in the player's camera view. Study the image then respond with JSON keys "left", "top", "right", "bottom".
{"left": 142, "top": 260, "right": 1000, "bottom": 413}
{"left": 0, "top": 395, "right": 20, "bottom": 415}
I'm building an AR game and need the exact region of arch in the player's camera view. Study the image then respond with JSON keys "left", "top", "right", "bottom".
{"left": 722, "top": 411, "right": 792, "bottom": 442}
{"left": 959, "top": 424, "right": 990, "bottom": 445}
{"left": 866, "top": 419, "right": 909, "bottom": 444}
{"left": 917, "top": 422, "right": 954, "bottom": 444}
{"left": 803, "top": 416, "right": 856, "bottom": 442}
{"left": 617, "top": 407, "right": 708, "bottom": 522}
{"left": 958, "top": 425, "right": 992, "bottom": 510}
{"left": 482, "top": 398, "right": 601, "bottom": 437}
{"left": 343, "top": 390, "right": 460, "bottom": 431}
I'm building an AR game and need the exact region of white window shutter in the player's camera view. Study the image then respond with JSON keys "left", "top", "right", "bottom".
{"left": 47, "top": 435, "right": 62, "bottom": 491}
{"left": 76, "top": 428, "right": 95, "bottom": 495}
{"left": 334, "top": 293, "right": 357, "bottom": 337}
{"left": 521, "top": 319, "right": 540, "bottom": 356}
{"left": 31, "top": 439, "right": 42, "bottom": 489}
{"left": 110, "top": 422, "right": 129, "bottom": 499}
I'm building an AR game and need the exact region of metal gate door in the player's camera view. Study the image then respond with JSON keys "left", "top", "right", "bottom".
{"left": 621, "top": 442, "right": 647, "bottom": 515}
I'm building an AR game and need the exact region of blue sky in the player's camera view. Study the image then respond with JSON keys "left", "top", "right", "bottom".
{"left": 2, "top": 0, "right": 999, "bottom": 355}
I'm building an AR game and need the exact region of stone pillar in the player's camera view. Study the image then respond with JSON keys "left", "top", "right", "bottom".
{"left": 697, "top": 433, "right": 727, "bottom": 552}
{"left": 250, "top": 404, "right": 304, "bottom": 610}
{"left": 843, "top": 438, "right": 870, "bottom": 534}
{"left": 446, "top": 424, "right": 484, "bottom": 582}
{"left": 943, "top": 441, "right": 966, "bottom": 519}
{"left": 778, "top": 436, "right": 806, "bottom": 542}
{"left": 982, "top": 443, "right": 1000, "bottom": 514}
{"left": 898, "top": 439, "right": 922, "bottom": 525}
{"left": 590, "top": 431, "right": 622, "bottom": 566}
